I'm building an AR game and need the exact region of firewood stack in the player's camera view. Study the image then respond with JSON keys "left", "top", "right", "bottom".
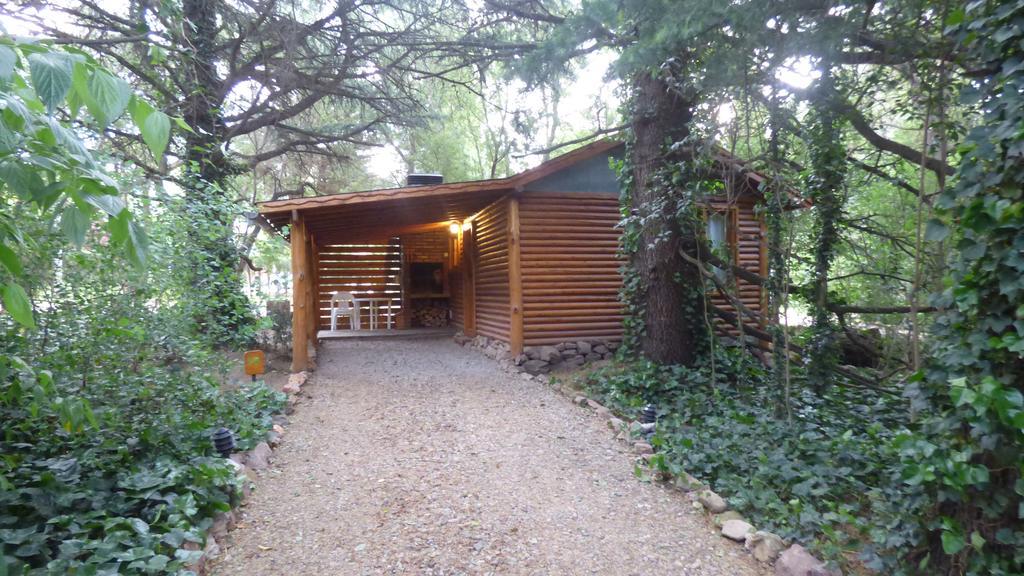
{"left": 412, "top": 303, "right": 448, "bottom": 327}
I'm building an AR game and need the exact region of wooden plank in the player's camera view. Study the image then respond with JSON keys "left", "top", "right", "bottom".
{"left": 507, "top": 197, "right": 523, "bottom": 355}
{"left": 290, "top": 213, "right": 308, "bottom": 372}
{"left": 463, "top": 222, "right": 477, "bottom": 336}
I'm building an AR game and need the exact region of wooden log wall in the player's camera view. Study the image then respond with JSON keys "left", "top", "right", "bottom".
{"left": 518, "top": 192, "right": 624, "bottom": 346}
{"left": 450, "top": 227, "right": 465, "bottom": 329}
{"left": 315, "top": 240, "right": 402, "bottom": 329}
{"left": 472, "top": 199, "right": 510, "bottom": 342}
{"left": 707, "top": 199, "right": 765, "bottom": 338}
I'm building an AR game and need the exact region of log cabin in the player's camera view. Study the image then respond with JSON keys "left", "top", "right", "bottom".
{"left": 258, "top": 140, "right": 772, "bottom": 372}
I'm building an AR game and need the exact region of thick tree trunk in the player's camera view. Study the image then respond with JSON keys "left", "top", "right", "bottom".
{"left": 627, "top": 72, "right": 701, "bottom": 366}
{"left": 180, "top": 0, "right": 252, "bottom": 342}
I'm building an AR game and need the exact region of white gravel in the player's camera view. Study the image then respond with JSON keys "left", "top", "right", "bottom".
{"left": 211, "top": 336, "right": 768, "bottom": 575}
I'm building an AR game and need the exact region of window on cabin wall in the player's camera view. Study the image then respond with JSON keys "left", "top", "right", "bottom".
{"left": 707, "top": 211, "right": 729, "bottom": 282}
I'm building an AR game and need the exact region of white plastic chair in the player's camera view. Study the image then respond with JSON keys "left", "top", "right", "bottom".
{"left": 330, "top": 291, "right": 359, "bottom": 331}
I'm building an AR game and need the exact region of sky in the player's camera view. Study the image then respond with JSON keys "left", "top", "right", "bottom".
{"left": 364, "top": 49, "right": 622, "bottom": 182}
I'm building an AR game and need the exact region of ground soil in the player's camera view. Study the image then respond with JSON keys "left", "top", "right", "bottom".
{"left": 210, "top": 336, "right": 769, "bottom": 576}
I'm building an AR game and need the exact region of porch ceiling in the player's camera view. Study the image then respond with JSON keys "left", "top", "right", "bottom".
{"left": 259, "top": 180, "right": 513, "bottom": 244}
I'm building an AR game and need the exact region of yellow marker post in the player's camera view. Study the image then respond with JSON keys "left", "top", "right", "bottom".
{"left": 244, "top": 350, "right": 266, "bottom": 383}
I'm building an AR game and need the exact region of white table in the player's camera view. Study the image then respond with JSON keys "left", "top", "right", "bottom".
{"left": 351, "top": 297, "right": 396, "bottom": 330}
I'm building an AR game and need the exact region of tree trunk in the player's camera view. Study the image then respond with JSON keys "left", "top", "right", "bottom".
{"left": 627, "top": 72, "right": 701, "bottom": 366}
{"left": 179, "top": 0, "right": 253, "bottom": 343}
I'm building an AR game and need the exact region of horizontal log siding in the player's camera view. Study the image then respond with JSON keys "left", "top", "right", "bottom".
{"left": 451, "top": 230, "right": 464, "bottom": 329}
{"left": 519, "top": 192, "right": 624, "bottom": 346}
{"left": 708, "top": 199, "right": 765, "bottom": 338}
{"left": 473, "top": 201, "right": 510, "bottom": 342}
{"left": 315, "top": 240, "right": 402, "bottom": 329}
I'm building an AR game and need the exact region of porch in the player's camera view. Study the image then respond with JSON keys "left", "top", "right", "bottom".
{"left": 317, "top": 327, "right": 455, "bottom": 340}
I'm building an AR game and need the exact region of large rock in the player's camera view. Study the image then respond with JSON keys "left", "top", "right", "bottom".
{"left": 713, "top": 510, "right": 745, "bottom": 526}
{"left": 585, "top": 353, "right": 602, "bottom": 362}
{"left": 283, "top": 371, "right": 307, "bottom": 394}
{"left": 576, "top": 341, "right": 592, "bottom": 355}
{"left": 672, "top": 472, "right": 704, "bottom": 492}
{"left": 538, "top": 346, "right": 560, "bottom": 363}
{"left": 746, "top": 531, "right": 787, "bottom": 563}
{"left": 564, "top": 355, "right": 586, "bottom": 368}
{"left": 633, "top": 441, "right": 654, "bottom": 455}
{"left": 203, "top": 534, "right": 221, "bottom": 561}
{"left": 593, "top": 344, "right": 609, "bottom": 355}
{"left": 209, "top": 511, "right": 236, "bottom": 541}
{"left": 721, "top": 519, "right": 754, "bottom": 541}
{"left": 522, "top": 360, "right": 550, "bottom": 375}
{"left": 698, "top": 490, "right": 728, "bottom": 513}
{"left": 246, "top": 441, "right": 273, "bottom": 470}
{"left": 775, "top": 544, "right": 840, "bottom": 576}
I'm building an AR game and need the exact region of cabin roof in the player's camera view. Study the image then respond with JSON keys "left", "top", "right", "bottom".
{"left": 257, "top": 138, "right": 782, "bottom": 243}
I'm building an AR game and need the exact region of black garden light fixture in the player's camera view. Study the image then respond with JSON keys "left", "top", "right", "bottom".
{"left": 640, "top": 404, "right": 658, "bottom": 425}
{"left": 212, "top": 427, "right": 236, "bottom": 457}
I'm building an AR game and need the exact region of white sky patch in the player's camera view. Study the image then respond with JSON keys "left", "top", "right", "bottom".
{"left": 364, "top": 145, "right": 406, "bottom": 184}
{"left": 776, "top": 56, "right": 819, "bottom": 90}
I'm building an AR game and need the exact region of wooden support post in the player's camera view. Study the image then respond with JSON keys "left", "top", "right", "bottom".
{"left": 290, "top": 212, "right": 309, "bottom": 372}
{"left": 463, "top": 222, "right": 477, "bottom": 336}
{"left": 307, "top": 234, "right": 318, "bottom": 342}
{"left": 507, "top": 197, "right": 524, "bottom": 356}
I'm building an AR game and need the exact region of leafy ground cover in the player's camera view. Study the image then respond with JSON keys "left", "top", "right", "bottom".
{"left": 580, "top": 348, "right": 923, "bottom": 573}
{"left": 1, "top": 337, "right": 283, "bottom": 574}
{"left": 1, "top": 316, "right": 283, "bottom": 575}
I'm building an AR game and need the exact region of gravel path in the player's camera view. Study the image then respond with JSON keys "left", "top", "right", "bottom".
{"left": 211, "top": 337, "right": 768, "bottom": 576}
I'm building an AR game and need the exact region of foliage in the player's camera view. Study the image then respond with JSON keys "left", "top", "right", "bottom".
{"left": 0, "top": 38, "right": 282, "bottom": 574}
{"left": 0, "top": 222, "right": 285, "bottom": 573}
{"left": 582, "top": 354, "right": 923, "bottom": 571}
{"left": 895, "top": 2, "right": 1024, "bottom": 574}
{"left": 0, "top": 40, "right": 165, "bottom": 328}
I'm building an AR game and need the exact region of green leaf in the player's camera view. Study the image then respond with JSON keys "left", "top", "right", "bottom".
{"left": 128, "top": 518, "right": 149, "bottom": 536}
{"left": 141, "top": 109, "right": 170, "bottom": 161}
{"left": 0, "top": 161, "right": 45, "bottom": 200}
{"left": 125, "top": 218, "right": 149, "bottom": 267}
{"left": 970, "top": 530, "right": 985, "bottom": 551}
{"left": 924, "top": 219, "right": 950, "bottom": 242}
{"left": 74, "top": 64, "right": 131, "bottom": 127}
{"left": 61, "top": 205, "right": 91, "bottom": 247}
{"left": 108, "top": 210, "right": 148, "bottom": 267}
{"left": 27, "top": 51, "right": 74, "bottom": 113}
{"left": 1, "top": 282, "right": 35, "bottom": 328}
{"left": 0, "top": 243, "right": 22, "bottom": 276}
{"left": 128, "top": 97, "right": 171, "bottom": 161}
{"left": 127, "top": 96, "right": 154, "bottom": 129}
{"left": 941, "top": 530, "right": 965, "bottom": 555}
{"left": 79, "top": 192, "right": 125, "bottom": 217}
{"left": 0, "top": 45, "right": 16, "bottom": 82}
{"left": 173, "top": 116, "right": 196, "bottom": 134}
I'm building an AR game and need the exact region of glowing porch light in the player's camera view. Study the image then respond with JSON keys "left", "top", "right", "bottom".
{"left": 449, "top": 222, "right": 460, "bottom": 235}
